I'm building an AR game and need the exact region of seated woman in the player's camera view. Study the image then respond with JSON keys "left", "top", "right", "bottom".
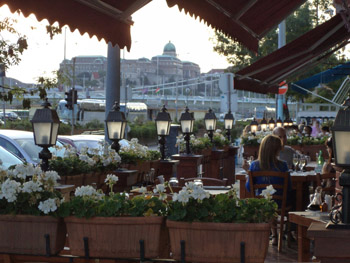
{"left": 322, "top": 137, "right": 336, "bottom": 189}
{"left": 245, "top": 134, "right": 292, "bottom": 198}
{"left": 245, "top": 134, "right": 293, "bottom": 246}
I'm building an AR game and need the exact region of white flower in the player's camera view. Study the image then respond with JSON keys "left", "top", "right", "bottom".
{"left": 176, "top": 189, "right": 190, "bottom": 204}
{"left": 38, "top": 198, "right": 58, "bottom": 214}
{"left": 75, "top": 185, "right": 99, "bottom": 197}
{"left": 191, "top": 187, "right": 209, "bottom": 201}
{"left": 104, "top": 174, "right": 119, "bottom": 184}
{"left": 153, "top": 184, "right": 166, "bottom": 194}
{"left": 139, "top": 186, "right": 147, "bottom": 194}
{"left": 1, "top": 179, "right": 21, "bottom": 202}
{"left": 184, "top": 181, "right": 196, "bottom": 190}
{"left": 22, "top": 181, "right": 43, "bottom": 193}
{"left": 260, "top": 185, "right": 276, "bottom": 199}
{"left": 43, "top": 170, "right": 60, "bottom": 183}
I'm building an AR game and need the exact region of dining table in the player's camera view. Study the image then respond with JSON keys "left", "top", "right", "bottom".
{"left": 236, "top": 170, "right": 317, "bottom": 211}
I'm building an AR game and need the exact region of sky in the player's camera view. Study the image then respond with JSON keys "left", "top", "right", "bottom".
{"left": 1, "top": 0, "right": 231, "bottom": 84}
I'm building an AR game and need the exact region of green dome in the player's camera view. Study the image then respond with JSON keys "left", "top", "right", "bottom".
{"left": 163, "top": 41, "right": 176, "bottom": 53}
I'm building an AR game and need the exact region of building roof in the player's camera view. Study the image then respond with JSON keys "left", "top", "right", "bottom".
{"left": 164, "top": 41, "right": 176, "bottom": 52}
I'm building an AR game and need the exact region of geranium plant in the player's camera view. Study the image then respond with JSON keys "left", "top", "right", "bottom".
{"left": 211, "top": 129, "right": 230, "bottom": 148}
{"left": 240, "top": 130, "right": 271, "bottom": 146}
{"left": 167, "top": 182, "right": 277, "bottom": 223}
{"left": 0, "top": 163, "right": 63, "bottom": 216}
{"left": 59, "top": 176, "right": 167, "bottom": 218}
{"left": 119, "top": 138, "right": 149, "bottom": 165}
{"left": 176, "top": 134, "right": 212, "bottom": 153}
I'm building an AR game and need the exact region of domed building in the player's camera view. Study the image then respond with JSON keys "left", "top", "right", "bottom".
{"left": 163, "top": 41, "right": 177, "bottom": 57}
{"left": 119, "top": 41, "right": 200, "bottom": 86}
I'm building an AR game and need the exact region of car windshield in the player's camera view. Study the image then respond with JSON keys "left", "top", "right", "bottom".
{"left": 0, "top": 146, "right": 23, "bottom": 169}
{"left": 14, "top": 138, "right": 66, "bottom": 163}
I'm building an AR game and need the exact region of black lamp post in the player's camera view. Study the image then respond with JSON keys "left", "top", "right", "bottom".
{"left": 31, "top": 99, "right": 60, "bottom": 171}
{"left": 329, "top": 95, "right": 350, "bottom": 228}
{"left": 250, "top": 118, "right": 258, "bottom": 134}
{"left": 179, "top": 106, "right": 195, "bottom": 155}
{"left": 204, "top": 108, "right": 216, "bottom": 143}
{"left": 105, "top": 101, "right": 127, "bottom": 153}
{"left": 268, "top": 118, "right": 275, "bottom": 130}
{"left": 260, "top": 117, "right": 267, "bottom": 132}
{"left": 276, "top": 117, "right": 283, "bottom": 128}
{"left": 224, "top": 110, "right": 234, "bottom": 142}
{"left": 155, "top": 105, "right": 172, "bottom": 160}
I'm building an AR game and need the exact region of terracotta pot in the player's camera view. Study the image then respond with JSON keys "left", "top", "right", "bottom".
{"left": 167, "top": 220, "right": 270, "bottom": 263}
{"left": 0, "top": 214, "right": 66, "bottom": 255}
{"left": 65, "top": 216, "right": 164, "bottom": 258}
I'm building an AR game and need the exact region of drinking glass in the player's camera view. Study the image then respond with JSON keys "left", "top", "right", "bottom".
{"left": 292, "top": 154, "right": 299, "bottom": 172}
{"left": 247, "top": 156, "right": 254, "bottom": 166}
{"left": 299, "top": 156, "right": 306, "bottom": 172}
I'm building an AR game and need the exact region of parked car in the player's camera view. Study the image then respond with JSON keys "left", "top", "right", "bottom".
{"left": 58, "top": 134, "right": 129, "bottom": 153}
{"left": 0, "top": 145, "right": 24, "bottom": 169}
{"left": 0, "top": 129, "right": 66, "bottom": 164}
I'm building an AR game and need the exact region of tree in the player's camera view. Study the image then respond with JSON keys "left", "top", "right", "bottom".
{"left": 212, "top": 0, "right": 344, "bottom": 101}
{"left": 0, "top": 16, "right": 62, "bottom": 108}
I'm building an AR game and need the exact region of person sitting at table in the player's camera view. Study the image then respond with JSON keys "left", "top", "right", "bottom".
{"left": 303, "top": 125, "right": 312, "bottom": 137}
{"left": 273, "top": 126, "right": 300, "bottom": 169}
{"left": 245, "top": 134, "right": 293, "bottom": 245}
{"left": 245, "top": 135, "right": 292, "bottom": 197}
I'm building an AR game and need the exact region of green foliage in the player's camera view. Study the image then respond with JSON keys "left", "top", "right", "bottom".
{"left": 49, "top": 156, "right": 91, "bottom": 176}
{"left": 84, "top": 119, "right": 104, "bottom": 129}
{"left": 147, "top": 150, "right": 161, "bottom": 161}
{"left": 167, "top": 189, "right": 277, "bottom": 223}
{"left": 2, "top": 119, "right": 32, "bottom": 131}
{"left": 59, "top": 191, "right": 167, "bottom": 219}
{"left": 128, "top": 121, "right": 157, "bottom": 141}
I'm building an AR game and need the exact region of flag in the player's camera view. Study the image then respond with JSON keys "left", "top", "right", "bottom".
{"left": 155, "top": 87, "right": 160, "bottom": 93}
{"left": 142, "top": 87, "right": 148, "bottom": 94}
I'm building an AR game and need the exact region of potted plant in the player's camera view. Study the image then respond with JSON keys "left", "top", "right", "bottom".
{"left": 76, "top": 141, "right": 122, "bottom": 187}
{"left": 0, "top": 163, "right": 66, "bottom": 255}
{"left": 60, "top": 176, "right": 167, "bottom": 258}
{"left": 166, "top": 183, "right": 277, "bottom": 263}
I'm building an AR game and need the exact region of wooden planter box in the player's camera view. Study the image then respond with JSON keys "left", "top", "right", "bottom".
{"left": 59, "top": 174, "right": 84, "bottom": 187}
{"left": 167, "top": 220, "right": 270, "bottom": 263}
{"left": 243, "top": 145, "right": 259, "bottom": 159}
{"left": 65, "top": 216, "right": 164, "bottom": 258}
{"left": 0, "top": 215, "right": 66, "bottom": 255}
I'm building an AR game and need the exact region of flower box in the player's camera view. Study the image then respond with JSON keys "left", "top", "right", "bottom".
{"left": 0, "top": 214, "right": 66, "bottom": 255}
{"left": 167, "top": 220, "right": 270, "bottom": 263}
{"left": 65, "top": 216, "right": 164, "bottom": 258}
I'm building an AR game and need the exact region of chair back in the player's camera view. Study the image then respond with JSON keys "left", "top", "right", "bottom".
{"left": 248, "top": 171, "right": 289, "bottom": 210}
{"left": 179, "top": 177, "right": 228, "bottom": 187}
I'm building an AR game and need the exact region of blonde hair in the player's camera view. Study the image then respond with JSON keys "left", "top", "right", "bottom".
{"left": 258, "top": 135, "right": 283, "bottom": 171}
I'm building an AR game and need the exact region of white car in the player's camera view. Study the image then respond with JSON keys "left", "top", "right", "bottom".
{"left": 0, "top": 146, "right": 23, "bottom": 169}
{"left": 0, "top": 129, "right": 65, "bottom": 164}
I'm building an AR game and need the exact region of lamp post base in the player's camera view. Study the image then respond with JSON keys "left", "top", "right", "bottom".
{"left": 39, "top": 146, "right": 52, "bottom": 172}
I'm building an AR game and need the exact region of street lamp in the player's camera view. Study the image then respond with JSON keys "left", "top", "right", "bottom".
{"left": 31, "top": 99, "right": 60, "bottom": 171}
{"left": 260, "top": 117, "right": 267, "bottom": 131}
{"left": 224, "top": 110, "right": 234, "bottom": 142}
{"left": 250, "top": 118, "right": 258, "bottom": 134}
{"left": 204, "top": 108, "right": 216, "bottom": 143}
{"left": 329, "top": 95, "right": 350, "bottom": 228}
{"left": 155, "top": 105, "right": 172, "bottom": 160}
{"left": 268, "top": 118, "right": 275, "bottom": 130}
{"left": 105, "top": 101, "right": 127, "bottom": 153}
{"left": 283, "top": 118, "right": 289, "bottom": 127}
{"left": 276, "top": 118, "right": 283, "bottom": 127}
{"left": 179, "top": 106, "right": 195, "bottom": 155}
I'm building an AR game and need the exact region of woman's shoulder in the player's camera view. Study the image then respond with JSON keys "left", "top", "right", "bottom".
{"left": 249, "top": 160, "right": 260, "bottom": 171}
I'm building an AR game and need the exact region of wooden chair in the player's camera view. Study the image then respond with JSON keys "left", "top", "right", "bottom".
{"left": 248, "top": 171, "right": 290, "bottom": 252}
{"left": 316, "top": 173, "right": 336, "bottom": 196}
{"left": 178, "top": 177, "right": 228, "bottom": 187}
